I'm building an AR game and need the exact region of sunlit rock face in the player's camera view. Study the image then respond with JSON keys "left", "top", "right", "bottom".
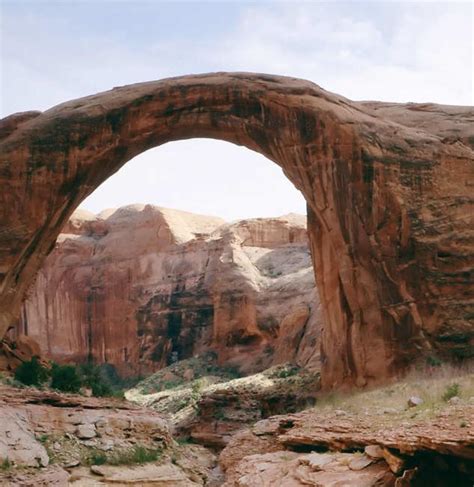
{"left": 1, "top": 73, "right": 473, "bottom": 388}
{"left": 16, "top": 206, "right": 321, "bottom": 377}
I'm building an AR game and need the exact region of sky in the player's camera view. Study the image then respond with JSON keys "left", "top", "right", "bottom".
{"left": 1, "top": 0, "right": 473, "bottom": 221}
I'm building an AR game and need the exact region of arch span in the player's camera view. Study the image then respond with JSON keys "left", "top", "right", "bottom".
{"left": 0, "top": 73, "right": 473, "bottom": 388}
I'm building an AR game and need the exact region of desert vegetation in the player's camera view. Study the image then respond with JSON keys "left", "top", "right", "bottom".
{"left": 10, "top": 357, "right": 130, "bottom": 397}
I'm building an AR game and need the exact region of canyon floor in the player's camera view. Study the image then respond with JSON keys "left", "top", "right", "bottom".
{"left": 0, "top": 361, "right": 473, "bottom": 486}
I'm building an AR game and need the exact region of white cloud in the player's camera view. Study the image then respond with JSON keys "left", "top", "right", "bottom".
{"left": 212, "top": 2, "right": 473, "bottom": 104}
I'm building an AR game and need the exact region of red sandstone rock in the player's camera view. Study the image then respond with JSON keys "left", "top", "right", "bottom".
{"left": 16, "top": 206, "right": 320, "bottom": 377}
{"left": 0, "top": 334, "right": 45, "bottom": 372}
{"left": 0, "top": 73, "right": 472, "bottom": 388}
{"left": 219, "top": 403, "right": 474, "bottom": 485}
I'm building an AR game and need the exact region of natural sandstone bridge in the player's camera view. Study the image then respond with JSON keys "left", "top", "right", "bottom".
{"left": 0, "top": 73, "right": 473, "bottom": 388}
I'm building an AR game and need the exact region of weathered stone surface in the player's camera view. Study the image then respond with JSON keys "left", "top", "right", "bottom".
{"left": 0, "top": 407, "right": 49, "bottom": 467}
{"left": 382, "top": 448, "right": 406, "bottom": 474}
{"left": 75, "top": 424, "right": 96, "bottom": 440}
{"left": 0, "top": 73, "right": 473, "bottom": 387}
{"left": 221, "top": 450, "right": 395, "bottom": 486}
{"left": 1, "top": 465, "right": 71, "bottom": 487}
{"left": 407, "top": 396, "right": 424, "bottom": 408}
{"left": 219, "top": 399, "right": 474, "bottom": 485}
{"left": 75, "top": 463, "right": 201, "bottom": 486}
{"left": 0, "top": 383, "right": 220, "bottom": 485}
{"left": 0, "top": 384, "right": 171, "bottom": 468}
{"left": 365, "top": 444, "right": 384, "bottom": 459}
{"left": 15, "top": 206, "right": 319, "bottom": 377}
{"left": 349, "top": 454, "right": 373, "bottom": 471}
{"left": 0, "top": 334, "right": 44, "bottom": 372}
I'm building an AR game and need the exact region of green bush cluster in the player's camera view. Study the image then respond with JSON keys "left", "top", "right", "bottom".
{"left": 13, "top": 358, "right": 121, "bottom": 397}
{"left": 270, "top": 365, "right": 299, "bottom": 379}
{"left": 51, "top": 363, "right": 82, "bottom": 393}
{"left": 80, "top": 362, "right": 112, "bottom": 397}
{"left": 14, "top": 356, "right": 49, "bottom": 386}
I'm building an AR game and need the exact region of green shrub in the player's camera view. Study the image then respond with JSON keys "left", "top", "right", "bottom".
{"left": 1, "top": 458, "right": 11, "bottom": 471}
{"left": 176, "top": 437, "right": 192, "bottom": 446}
{"left": 50, "top": 363, "right": 82, "bottom": 393}
{"left": 90, "top": 450, "right": 107, "bottom": 466}
{"left": 177, "top": 398, "right": 190, "bottom": 410}
{"left": 214, "top": 408, "right": 226, "bottom": 420}
{"left": 79, "top": 363, "right": 112, "bottom": 397}
{"left": 161, "top": 379, "right": 182, "bottom": 391}
{"left": 426, "top": 356, "right": 442, "bottom": 367}
{"left": 442, "top": 383, "right": 460, "bottom": 402}
{"left": 271, "top": 365, "right": 299, "bottom": 379}
{"left": 14, "top": 356, "right": 49, "bottom": 386}
{"left": 191, "top": 379, "right": 203, "bottom": 402}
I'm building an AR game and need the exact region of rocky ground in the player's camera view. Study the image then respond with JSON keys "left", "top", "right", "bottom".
{"left": 0, "top": 383, "right": 217, "bottom": 486}
{"left": 1, "top": 363, "right": 472, "bottom": 486}
{"left": 126, "top": 356, "right": 320, "bottom": 449}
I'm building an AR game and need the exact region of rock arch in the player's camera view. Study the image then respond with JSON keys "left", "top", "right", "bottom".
{"left": 0, "top": 73, "right": 473, "bottom": 388}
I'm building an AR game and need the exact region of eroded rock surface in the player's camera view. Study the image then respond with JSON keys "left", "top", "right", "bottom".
{"left": 1, "top": 73, "right": 473, "bottom": 387}
{"left": 127, "top": 361, "right": 320, "bottom": 449}
{"left": 0, "top": 385, "right": 214, "bottom": 486}
{"left": 14, "top": 206, "right": 320, "bottom": 377}
{"left": 220, "top": 402, "right": 474, "bottom": 486}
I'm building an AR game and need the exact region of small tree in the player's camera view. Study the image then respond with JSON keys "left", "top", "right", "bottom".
{"left": 14, "top": 356, "right": 49, "bottom": 386}
{"left": 50, "top": 363, "right": 82, "bottom": 393}
{"left": 80, "top": 362, "right": 112, "bottom": 397}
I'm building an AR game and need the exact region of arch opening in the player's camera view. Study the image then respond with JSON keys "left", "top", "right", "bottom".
{"left": 16, "top": 138, "right": 318, "bottom": 379}
{"left": 80, "top": 139, "right": 307, "bottom": 221}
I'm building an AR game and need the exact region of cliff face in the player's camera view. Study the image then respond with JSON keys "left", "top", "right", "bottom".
{"left": 16, "top": 206, "right": 321, "bottom": 377}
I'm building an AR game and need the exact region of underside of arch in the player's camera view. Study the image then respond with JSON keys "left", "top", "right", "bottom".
{"left": 0, "top": 72, "right": 473, "bottom": 388}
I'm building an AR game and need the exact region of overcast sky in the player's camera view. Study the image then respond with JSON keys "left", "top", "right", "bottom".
{"left": 1, "top": 1, "right": 472, "bottom": 220}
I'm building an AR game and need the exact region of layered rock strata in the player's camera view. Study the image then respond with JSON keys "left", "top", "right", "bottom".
{"left": 219, "top": 404, "right": 474, "bottom": 485}
{"left": 14, "top": 206, "right": 320, "bottom": 377}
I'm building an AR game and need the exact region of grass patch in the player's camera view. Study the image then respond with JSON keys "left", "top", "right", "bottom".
{"left": 85, "top": 445, "right": 161, "bottom": 466}
{"left": 0, "top": 458, "right": 11, "bottom": 471}
{"left": 313, "top": 363, "right": 474, "bottom": 419}
{"left": 108, "top": 445, "right": 161, "bottom": 466}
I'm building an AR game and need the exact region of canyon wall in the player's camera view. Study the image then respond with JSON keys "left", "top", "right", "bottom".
{"left": 14, "top": 205, "right": 321, "bottom": 377}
